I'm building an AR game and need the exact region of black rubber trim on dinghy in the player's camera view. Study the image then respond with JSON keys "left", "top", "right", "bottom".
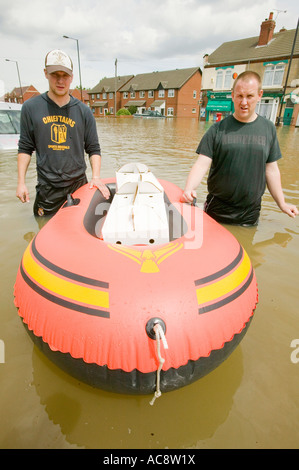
{"left": 23, "top": 316, "right": 253, "bottom": 394}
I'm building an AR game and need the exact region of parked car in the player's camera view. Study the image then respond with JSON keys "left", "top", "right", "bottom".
{"left": 133, "top": 110, "right": 165, "bottom": 118}
{"left": 0, "top": 102, "right": 22, "bottom": 151}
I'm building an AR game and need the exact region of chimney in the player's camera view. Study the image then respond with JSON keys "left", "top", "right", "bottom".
{"left": 258, "top": 12, "right": 276, "bottom": 46}
{"left": 203, "top": 54, "right": 209, "bottom": 65}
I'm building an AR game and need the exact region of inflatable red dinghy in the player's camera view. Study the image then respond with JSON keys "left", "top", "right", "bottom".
{"left": 14, "top": 163, "right": 258, "bottom": 397}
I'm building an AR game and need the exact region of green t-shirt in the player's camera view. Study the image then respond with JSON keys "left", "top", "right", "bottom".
{"left": 196, "top": 114, "right": 282, "bottom": 225}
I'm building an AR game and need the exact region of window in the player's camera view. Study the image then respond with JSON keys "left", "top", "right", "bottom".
{"left": 215, "top": 69, "right": 233, "bottom": 90}
{"left": 193, "top": 90, "right": 197, "bottom": 99}
{"left": 96, "top": 93, "right": 100, "bottom": 99}
{"left": 255, "top": 97, "right": 279, "bottom": 123}
{"left": 192, "top": 108, "right": 196, "bottom": 113}
{"left": 168, "top": 89, "right": 175, "bottom": 97}
{"left": 109, "top": 93, "right": 113, "bottom": 99}
{"left": 123, "top": 92, "right": 128, "bottom": 99}
{"left": 139, "top": 91, "right": 145, "bottom": 98}
{"left": 130, "top": 91, "right": 135, "bottom": 98}
{"left": 167, "top": 107, "right": 174, "bottom": 116}
{"left": 224, "top": 70, "right": 233, "bottom": 89}
{"left": 148, "top": 90, "right": 154, "bottom": 98}
{"left": 110, "top": 107, "right": 114, "bottom": 114}
{"left": 0, "top": 110, "right": 21, "bottom": 134}
{"left": 158, "top": 89, "right": 165, "bottom": 98}
{"left": 103, "top": 92, "right": 107, "bottom": 99}
{"left": 263, "top": 64, "right": 285, "bottom": 87}
{"left": 215, "top": 70, "right": 223, "bottom": 89}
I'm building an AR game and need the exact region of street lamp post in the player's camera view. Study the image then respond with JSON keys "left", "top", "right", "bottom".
{"left": 115, "top": 58, "right": 117, "bottom": 116}
{"left": 63, "top": 35, "right": 83, "bottom": 102}
{"left": 5, "top": 59, "right": 24, "bottom": 103}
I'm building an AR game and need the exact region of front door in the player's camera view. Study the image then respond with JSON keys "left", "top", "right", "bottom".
{"left": 283, "top": 107, "right": 293, "bottom": 125}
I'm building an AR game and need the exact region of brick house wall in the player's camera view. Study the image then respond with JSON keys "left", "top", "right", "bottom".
{"left": 5, "top": 85, "right": 40, "bottom": 103}
{"left": 176, "top": 70, "right": 202, "bottom": 118}
{"left": 70, "top": 88, "right": 90, "bottom": 105}
{"left": 22, "top": 85, "right": 40, "bottom": 101}
{"left": 90, "top": 91, "right": 121, "bottom": 116}
{"left": 119, "top": 68, "right": 202, "bottom": 118}
{"left": 89, "top": 75, "right": 134, "bottom": 117}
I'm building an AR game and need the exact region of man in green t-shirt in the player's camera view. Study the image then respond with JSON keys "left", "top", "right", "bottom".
{"left": 182, "top": 71, "right": 298, "bottom": 225}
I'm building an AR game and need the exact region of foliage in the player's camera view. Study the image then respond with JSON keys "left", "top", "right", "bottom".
{"left": 116, "top": 108, "right": 131, "bottom": 116}
{"left": 127, "top": 105, "right": 138, "bottom": 115}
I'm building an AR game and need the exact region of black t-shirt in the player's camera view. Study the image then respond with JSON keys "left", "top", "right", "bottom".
{"left": 196, "top": 115, "right": 282, "bottom": 225}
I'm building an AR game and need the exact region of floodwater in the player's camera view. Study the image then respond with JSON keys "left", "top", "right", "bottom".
{"left": 0, "top": 117, "right": 298, "bottom": 449}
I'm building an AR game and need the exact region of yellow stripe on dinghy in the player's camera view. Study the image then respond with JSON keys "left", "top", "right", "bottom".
{"left": 196, "top": 250, "right": 251, "bottom": 305}
{"left": 22, "top": 245, "right": 109, "bottom": 309}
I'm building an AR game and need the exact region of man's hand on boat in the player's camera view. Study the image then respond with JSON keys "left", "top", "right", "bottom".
{"left": 89, "top": 177, "right": 110, "bottom": 199}
{"left": 181, "top": 189, "right": 197, "bottom": 203}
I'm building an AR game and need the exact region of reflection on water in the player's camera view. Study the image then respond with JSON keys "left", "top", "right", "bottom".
{"left": 27, "top": 345, "right": 242, "bottom": 449}
{"left": 0, "top": 118, "right": 298, "bottom": 449}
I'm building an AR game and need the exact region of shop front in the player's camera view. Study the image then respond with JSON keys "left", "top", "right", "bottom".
{"left": 256, "top": 92, "right": 282, "bottom": 124}
{"left": 204, "top": 92, "right": 232, "bottom": 122}
{"left": 202, "top": 90, "right": 283, "bottom": 124}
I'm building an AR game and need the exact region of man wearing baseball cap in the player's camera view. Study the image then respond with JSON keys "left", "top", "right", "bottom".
{"left": 17, "top": 49, "right": 109, "bottom": 218}
{"left": 45, "top": 49, "right": 73, "bottom": 76}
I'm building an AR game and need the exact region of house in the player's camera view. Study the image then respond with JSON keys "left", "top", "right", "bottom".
{"left": 119, "top": 67, "right": 202, "bottom": 118}
{"left": 88, "top": 75, "right": 134, "bottom": 116}
{"left": 5, "top": 85, "right": 40, "bottom": 103}
{"left": 70, "top": 88, "right": 90, "bottom": 105}
{"left": 201, "top": 12, "right": 299, "bottom": 126}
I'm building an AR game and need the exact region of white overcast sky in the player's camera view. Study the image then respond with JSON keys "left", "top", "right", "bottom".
{"left": 0, "top": 0, "right": 298, "bottom": 96}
